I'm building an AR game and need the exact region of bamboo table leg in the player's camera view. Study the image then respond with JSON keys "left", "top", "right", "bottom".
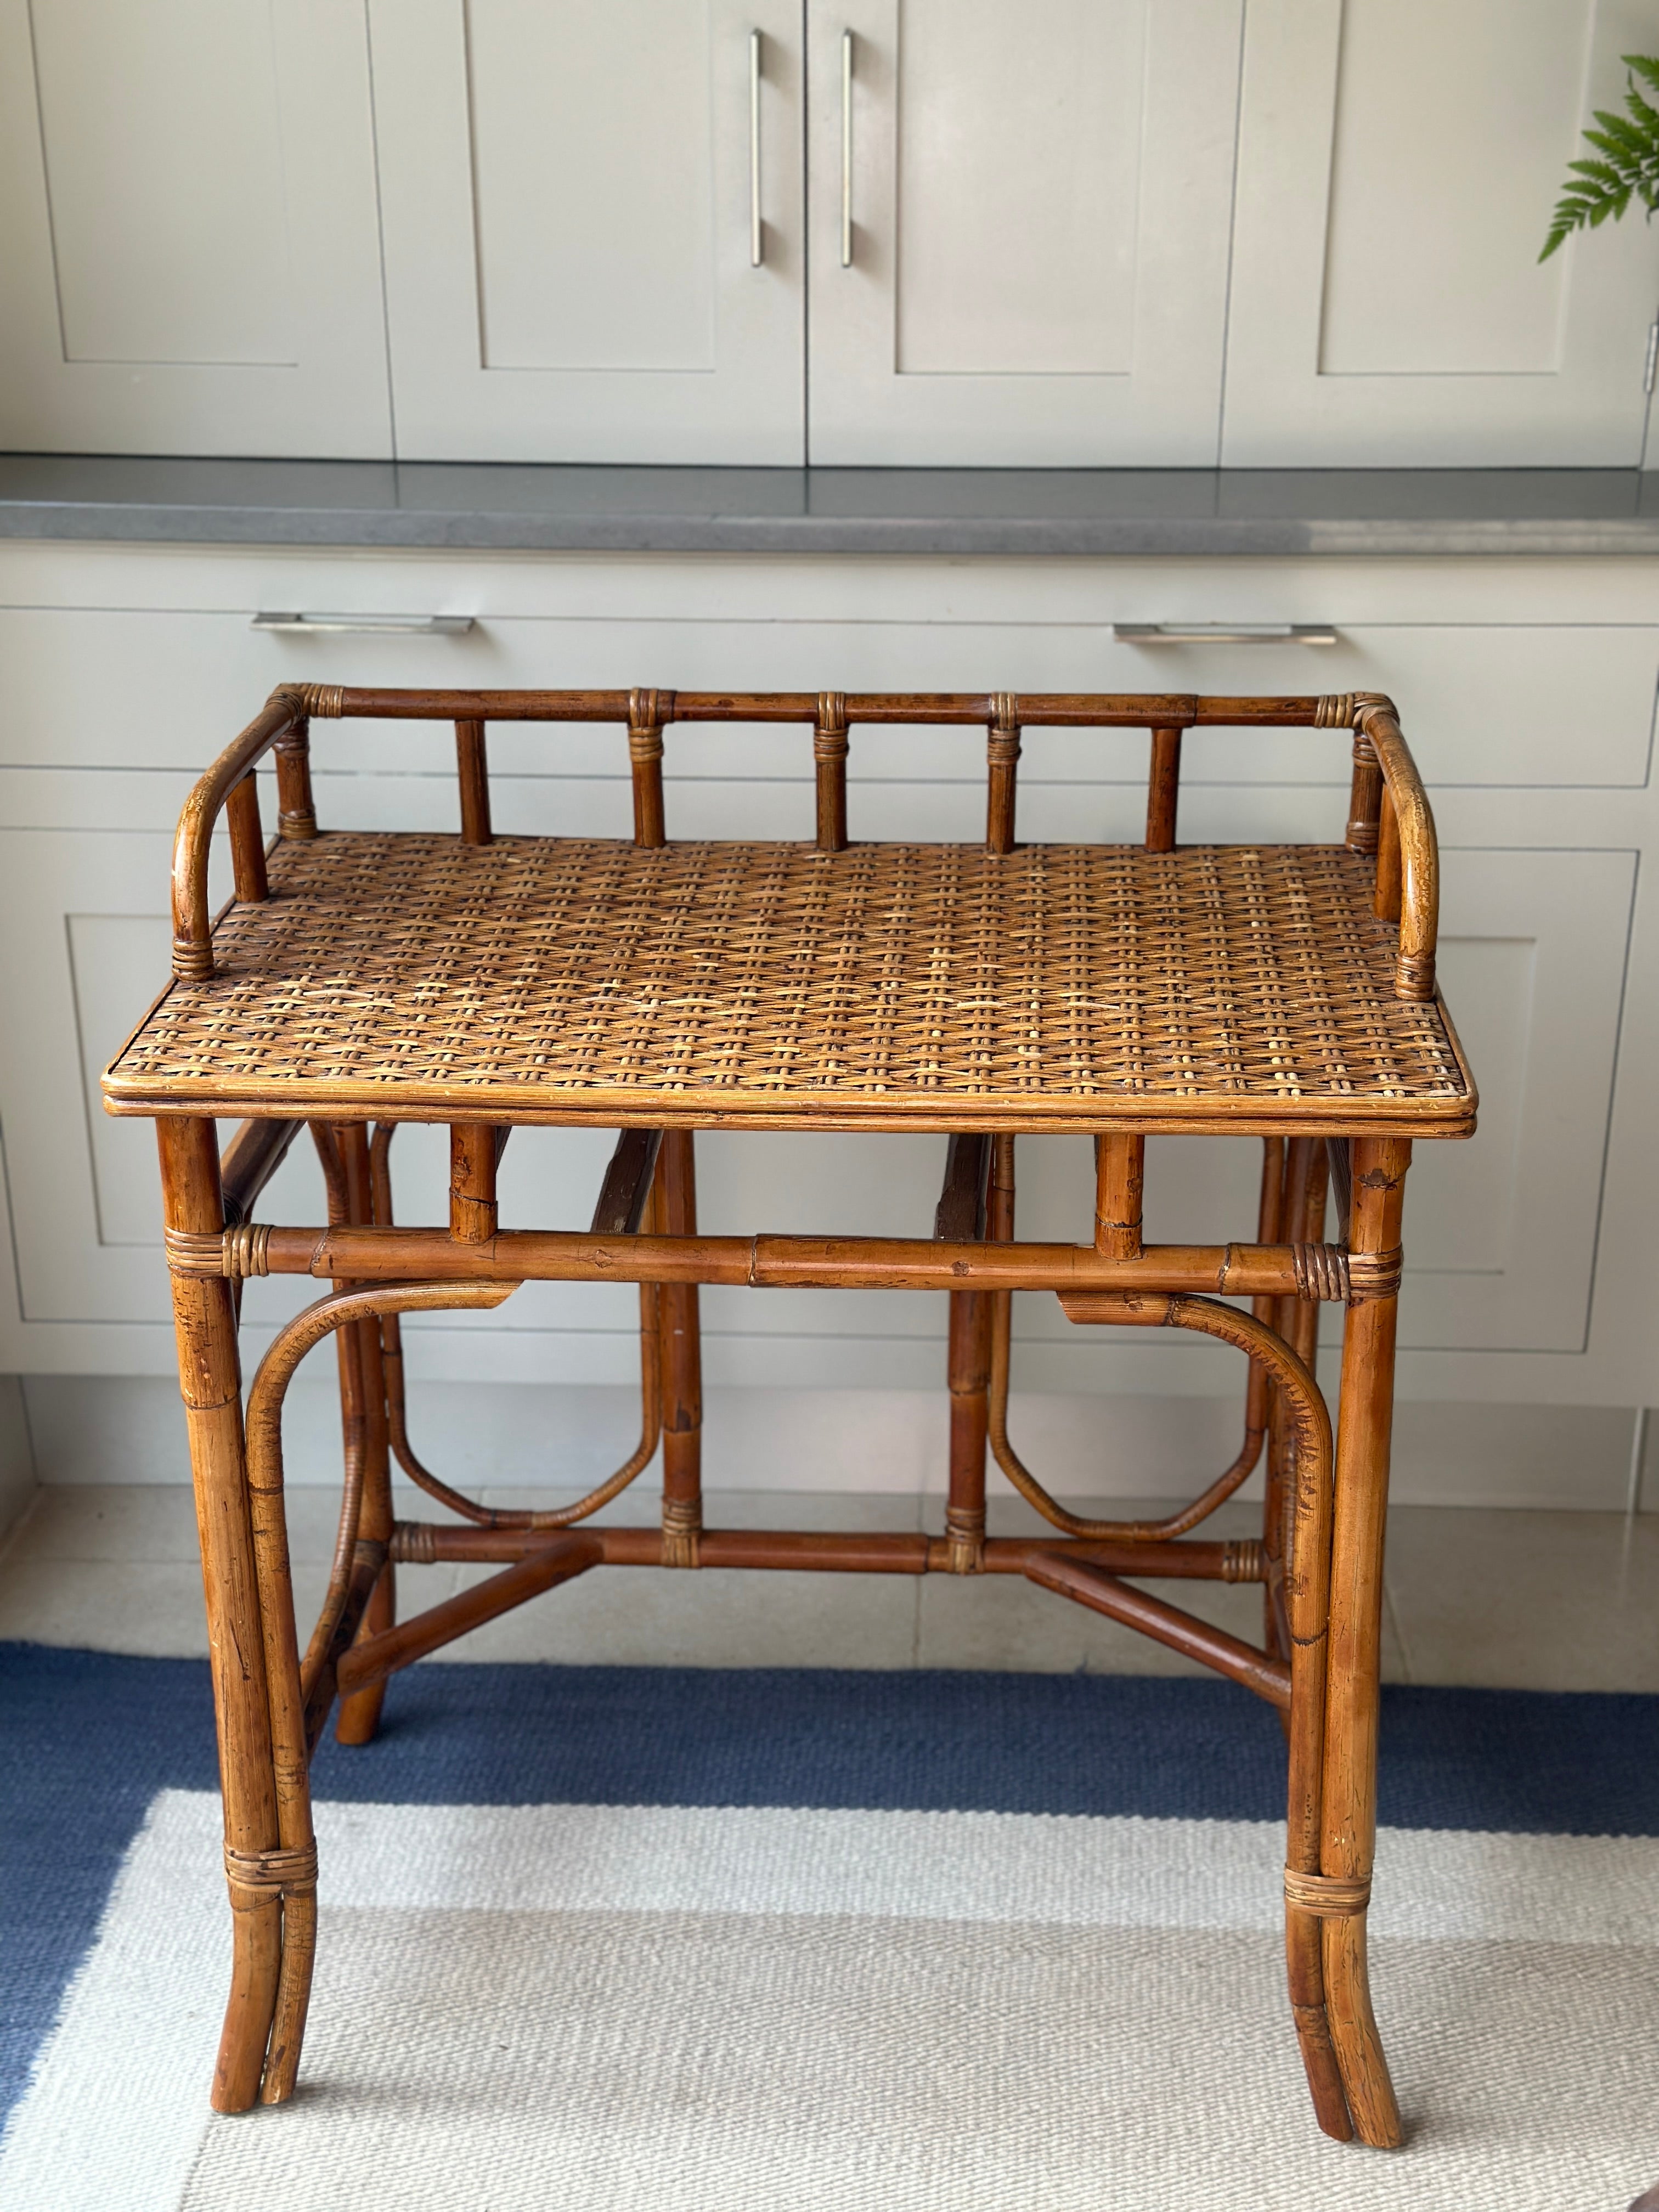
{"left": 1265, "top": 1137, "right": 1327, "bottom": 1666}
{"left": 159, "top": 1115, "right": 284, "bottom": 2112}
{"left": 945, "top": 1288, "right": 991, "bottom": 1571}
{"left": 1319, "top": 1134, "right": 1409, "bottom": 2147}
{"left": 658, "top": 1131, "right": 703, "bottom": 1566}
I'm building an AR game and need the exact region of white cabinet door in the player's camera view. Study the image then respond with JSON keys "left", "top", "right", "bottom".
{"left": 1224, "top": 0, "right": 1659, "bottom": 465}
{"left": 369, "top": 0, "right": 805, "bottom": 464}
{"left": 0, "top": 0, "right": 391, "bottom": 458}
{"left": 804, "top": 0, "right": 1243, "bottom": 466}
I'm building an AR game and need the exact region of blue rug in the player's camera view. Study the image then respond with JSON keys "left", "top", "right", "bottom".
{"left": 3, "top": 1654, "right": 1659, "bottom": 2203}
{"left": 7, "top": 1642, "right": 1659, "bottom": 2131}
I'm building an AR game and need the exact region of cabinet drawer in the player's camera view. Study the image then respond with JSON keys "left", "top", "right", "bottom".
{"left": 3, "top": 605, "right": 1651, "bottom": 793}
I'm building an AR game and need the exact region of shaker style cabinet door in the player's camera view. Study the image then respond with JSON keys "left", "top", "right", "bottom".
{"left": 0, "top": 0, "right": 391, "bottom": 457}
{"left": 369, "top": 0, "right": 806, "bottom": 463}
{"left": 805, "top": 0, "right": 1244, "bottom": 466}
{"left": 1223, "top": 0, "right": 1659, "bottom": 466}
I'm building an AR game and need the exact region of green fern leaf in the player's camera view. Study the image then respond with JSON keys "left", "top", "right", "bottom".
{"left": 1542, "top": 59, "right": 1659, "bottom": 257}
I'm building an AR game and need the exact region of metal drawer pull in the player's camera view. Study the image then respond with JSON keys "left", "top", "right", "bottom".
{"left": 840, "top": 29, "right": 854, "bottom": 267}
{"left": 252, "top": 613, "right": 476, "bottom": 636}
{"left": 749, "top": 30, "right": 763, "bottom": 267}
{"left": 1114, "top": 623, "right": 1339, "bottom": 647}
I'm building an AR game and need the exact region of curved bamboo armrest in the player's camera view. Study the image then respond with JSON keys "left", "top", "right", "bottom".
{"left": 171, "top": 685, "right": 311, "bottom": 979}
{"left": 1357, "top": 699, "right": 1438, "bottom": 1002}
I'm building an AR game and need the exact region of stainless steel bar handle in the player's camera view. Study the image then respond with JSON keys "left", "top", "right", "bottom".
{"left": 251, "top": 613, "right": 476, "bottom": 636}
{"left": 749, "top": 30, "right": 763, "bottom": 268}
{"left": 840, "top": 29, "right": 853, "bottom": 267}
{"left": 1113, "top": 623, "right": 1339, "bottom": 646}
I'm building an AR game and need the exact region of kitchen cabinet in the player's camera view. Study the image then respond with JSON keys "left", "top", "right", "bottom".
{"left": 804, "top": 0, "right": 1243, "bottom": 465}
{"left": 0, "top": 0, "right": 392, "bottom": 458}
{"left": 368, "top": 0, "right": 806, "bottom": 464}
{"left": 1223, "top": 0, "right": 1659, "bottom": 466}
{"left": 4, "top": 1, "right": 1658, "bottom": 466}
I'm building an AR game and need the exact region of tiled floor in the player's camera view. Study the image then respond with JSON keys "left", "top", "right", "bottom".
{"left": 2, "top": 1481, "right": 1656, "bottom": 1689}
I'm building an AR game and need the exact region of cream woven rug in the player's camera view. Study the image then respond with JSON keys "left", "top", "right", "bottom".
{"left": 4, "top": 1789, "right": 1656, "bottom": 2211}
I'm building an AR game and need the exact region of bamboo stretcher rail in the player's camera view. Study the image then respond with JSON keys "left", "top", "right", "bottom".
{"left": 359, "top": 1528, "right": 1288, "bottom": 1711}
{"left": 389, "top": 1522, "right": 1266, "bottom": 1582}
{"left": 1024, "top": 1551, "right": 1290, "bottom": 1707}
{"left": 205, "top": 1227, "right": 1362, "bottom": 1299}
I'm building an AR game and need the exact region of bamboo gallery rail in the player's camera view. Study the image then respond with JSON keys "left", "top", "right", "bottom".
{"left": 104, "top": 684, "right": 1476, "bottom": 2153}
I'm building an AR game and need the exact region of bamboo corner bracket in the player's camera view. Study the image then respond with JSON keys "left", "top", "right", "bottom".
{"left": 104, "top": 684, "right": 1475, "bottom": 2149}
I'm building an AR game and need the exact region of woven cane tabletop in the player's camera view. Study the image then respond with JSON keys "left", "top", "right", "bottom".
{"left": 105, "top": 832, "right": 1474, "bottom": 1132}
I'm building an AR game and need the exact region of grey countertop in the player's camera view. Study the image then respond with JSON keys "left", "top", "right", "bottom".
{"left": 4, "top": 454, "right": 1659, "bottom": 557}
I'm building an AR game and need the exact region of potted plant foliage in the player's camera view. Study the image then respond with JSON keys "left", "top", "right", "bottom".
{"left": 1543, "top": 54, "right": 1659, "bottom": 258}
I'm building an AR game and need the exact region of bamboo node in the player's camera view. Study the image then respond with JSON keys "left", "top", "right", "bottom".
{"left": 943, "top": 1505, "right": 986, "bottom": 1575}
{"left": 661, "top": 1496, "right": 701, "bottom": 1568}
{"left": 1222, "top": 1538, "right": 1267, "bottom": 1583}
{"left": 300, "top": 685, "right": 344, "bottom": 719}
{"left": 390, "top": 1520, "right": 437, "bottom": 1565}
{"left": 1291, "top": 1242, "right": 1350, "bottom": 1304}
{"left": 224, "top": 1842, "right": 318, "bottom": 1897}
{"left": 1345, "top": 1246, "right": 1404, "bottom": 1302}
{"left": 1283, "top": 1867, "right": 1371, "bottom": 1917}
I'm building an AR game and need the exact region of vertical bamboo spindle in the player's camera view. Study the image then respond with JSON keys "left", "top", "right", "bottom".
{"left": 657, "top": 1131, "right": 703, "bottom": 1566}
{"left": 629, "top": 687, "right": 670, "bottom": 849}
{"left": 986, "top": 693, "right": 1020, "bottom": 855}
{"left": 456, "top": 719, "right": 492, "bottom": 845}
{"left": 988, "top": 1132, "right": 1016, "bottom": 1246}
{"left": 158, "top": 1116, "right": 283, "bottom": 2113}
{"left": 975, "top": 1134, "right": 1018, "bottom": 1572}
{"left": 1145, "top": 727, "right": 1183, "bottom": 852}
{"left": 1251, "top": 1136, "right": 1288, "bottom": 1660}
{"left": 814, "top": 691, "right": 849, "bottom": 851}
{"left": 334, "top": 1124, "right": 397, "bottom": 1747}
{"left": 1094, "top": 1133, "right": 1145, "bottom": 1259}
{"left": 1346, "top": 729, "right": 1383, "bottom": 856}
{"left": 1320, "top": 1134, "right": 1409, "bottom": 2148}
{"left": 227, "top": 774, "right": 269, "bottom": 902}
{"left": 449, "top": 1124, "right": 501, "bottom": 1244}
{"left": 274, "top": 717, "right": 318, "bottom": 840}
{"left": 1374, "top": 785, "right": 1402, "bottom": 922}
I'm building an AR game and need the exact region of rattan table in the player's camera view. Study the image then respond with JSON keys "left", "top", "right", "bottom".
{"left": 103, "top": 684, "right": 1474, "bottom": 2148}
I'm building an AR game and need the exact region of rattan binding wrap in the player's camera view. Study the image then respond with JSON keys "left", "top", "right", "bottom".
{"left": 224, "top": 1842, "right": 318, "bottom": 1897}
{"left": 1283, "top": 1868, "right": 1372, "bottom": 1917}
{"left": 112, "top": 834, "right": 1469, "bottom": 1125}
